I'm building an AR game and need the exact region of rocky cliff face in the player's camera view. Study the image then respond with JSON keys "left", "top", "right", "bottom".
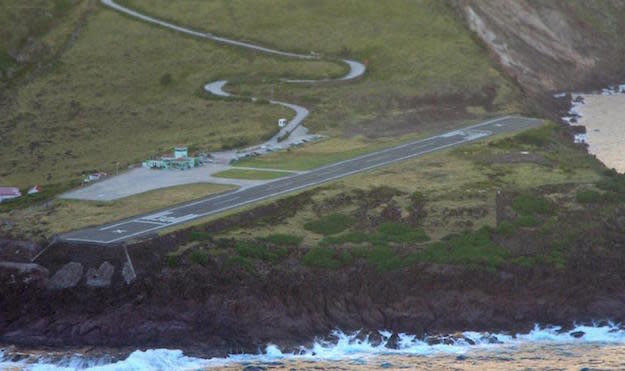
{"left": 454, "top": 0, "right": 625, "bottom": 93}
{"left": 2, "top": 231, "right": 625, "bottom": 357}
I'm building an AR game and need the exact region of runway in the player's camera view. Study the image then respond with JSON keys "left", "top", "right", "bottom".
{"left": 60, "top": 116, "right": 541, "bottom": 244}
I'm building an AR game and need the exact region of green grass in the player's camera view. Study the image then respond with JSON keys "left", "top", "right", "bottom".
{"left": 515, "top": 214, "right": 540, "bottom": 228}
{"left": 232, "top": 141, "right": 376, "bottom": 171}
{"left": 413, "top": 228, "right": 509, "bottom": 267}
{"left": 512, "top": 195, "right": 552, "bottom": 215}
{"left": 189, "top": 230, "right": 211, "bottom": 241}
{"left": 189, "top": 249, "right": 210, "bottom": 266}
{"left": 301, "top": 247, "right": 343, "bottom": 269}
{"left": 495, "top": 221, "right": 516, "bottom": 236}
{"left": 212, "top": 168, "right": 291, "bottom": 180}
{"left": 576, "top": 189, "right": 602, "bottom": 204}
{"left": 303, "top": 213, "right": 355, "bottom": 236}
{"left": 376, "top": 222, "right": 430, "bottom": 243}
{"left": 236, "top": 241, "right": 288, "bottom": 263}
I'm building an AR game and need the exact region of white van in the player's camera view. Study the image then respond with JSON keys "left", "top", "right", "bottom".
{"left": 278, "top": 118, "right": 287, "bottom": 128}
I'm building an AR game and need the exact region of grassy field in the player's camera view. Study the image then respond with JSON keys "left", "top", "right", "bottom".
{"left": 232, "top": 124, "right": 459, "bottom": 170}
{"left": 212, "top": 168, "right": 291, "bottom": 180}
{"left": 0, "top": 2, "right": 343, "bottom": 190}
{"left": 0, "top": 183, "right": 235, "bottom": 240}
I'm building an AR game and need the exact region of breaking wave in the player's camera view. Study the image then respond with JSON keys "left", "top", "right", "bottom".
{"left": 3, "top": 323, "right": 625, "bottom": 370}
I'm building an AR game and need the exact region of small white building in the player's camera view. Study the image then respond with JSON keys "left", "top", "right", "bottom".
{"left": 0, "top": 187, "right": 21, "bottom": 203}
{"left": 278, "top": 118, "right": 287, "bottom": 128}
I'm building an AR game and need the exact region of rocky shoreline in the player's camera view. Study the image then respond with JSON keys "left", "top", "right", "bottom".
{"left": 2, "top": 230, "right": 625, "bottom": 358}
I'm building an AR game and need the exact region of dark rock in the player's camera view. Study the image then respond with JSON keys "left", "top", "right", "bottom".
{"left": 0, "top": 262, "right": 49, "bottom": 288}
{"left": 456, "top": 354, "right": 467, "bottom": 361}
{"left": 0, "top": 239, "right": 41, "bottom": 262}
{"left": 385, "top": 332, "right": 400, "bottom": 349}
{"left": 368, "top": 331, "right": 383, "bottom": 347}
{"left": 48, "top": 262, "right": 83, "bottom": 290}
{"left": 480, "top": 335, "right": 502, "bottom": 344}
{"left": 86, "top": 261, "right": 115, "bottom": 288}
{"left": 570, "top": 331, "right": 585, "bottom": 338}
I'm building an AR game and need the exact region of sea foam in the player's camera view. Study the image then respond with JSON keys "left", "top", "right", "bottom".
{"left": 2, "top": 323, "right": 625, "bottom": 370}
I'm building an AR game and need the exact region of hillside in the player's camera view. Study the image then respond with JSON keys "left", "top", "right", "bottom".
{"left": 0, "top": 0, "right": 523, "bottom": 193}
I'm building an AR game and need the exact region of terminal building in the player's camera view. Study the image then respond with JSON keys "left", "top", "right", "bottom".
{"left": 142, "top": 147, "right": 202, "bottom": 170}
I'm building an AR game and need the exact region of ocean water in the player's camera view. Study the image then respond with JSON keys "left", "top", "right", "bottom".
{"left": 2, "top": 323, "right": 625, "bottom": 370}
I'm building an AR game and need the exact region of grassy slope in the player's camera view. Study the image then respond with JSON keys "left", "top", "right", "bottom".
{"left": 2, "top": 183, "right": 235, "bottom": 240}
{"left": 0, "top": 0, "right": 82, "bottom": 81}
{"left": 0, "top": 4, "right": 343, "bottom": 190}
{"left": 220, "top": 124, "right": 602, "bottom": 245}
{"left": 120, "top": 0, "right": 523, "bottom": 136}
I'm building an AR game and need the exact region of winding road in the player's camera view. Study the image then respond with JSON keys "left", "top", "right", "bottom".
{"left": 102, "top": 0, "right": 365, "bottom": 160}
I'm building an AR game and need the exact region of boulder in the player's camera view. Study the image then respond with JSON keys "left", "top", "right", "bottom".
{"left": 0, "top": 261, "right": 49, "bottom": 288}
{"left": 48, "top": 262, "right": 83, "bottom": 290}
{"left": 385, "top": 332, "right": 400, "bottom": 349}
{"left": 85, "top": 261, "right": 115, "bottom": 288}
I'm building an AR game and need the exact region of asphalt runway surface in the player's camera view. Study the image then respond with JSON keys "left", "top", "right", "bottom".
{"left": 61, "top": 116, "right": 541, "bottom": 244}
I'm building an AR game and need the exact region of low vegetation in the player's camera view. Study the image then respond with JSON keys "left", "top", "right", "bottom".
{"left": 304, "top": 213, "right": 355, "bottom": 236}
{"left": 0, "top": 183, "right": 234, "bottom": 240}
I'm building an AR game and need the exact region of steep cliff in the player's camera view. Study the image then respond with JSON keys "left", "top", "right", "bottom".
{"left": 454, "top": 0, "right": 625, "bottom": 93}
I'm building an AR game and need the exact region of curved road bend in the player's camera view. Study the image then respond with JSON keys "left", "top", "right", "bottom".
{"left": 61, "top": 116, "right": 541, "bottom": 244}
{"left": 101, "top": 0, "right": 365, "bottom": 143}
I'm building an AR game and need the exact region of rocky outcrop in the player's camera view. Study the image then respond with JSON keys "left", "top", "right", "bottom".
{"left": 454, "top": 0, "right": 625, "bottom": 93}
{"left": 85, "top": 262, "right": 115, "bottom": 288}
{"left": 47, "top": 262, "right": 83, "bottom": 290}
{"left": 0, "top": 262, "right": 48, "bottom": 289}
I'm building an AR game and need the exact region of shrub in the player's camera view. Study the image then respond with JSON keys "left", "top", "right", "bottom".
{"left": 414, "top": 228, "right": 509, "bottom": 267}
{"left": 166, "top": 255, "right": 178, "bottom": 268}
{"left": 596, "top": 174, "right": 625, "bottom": 195}
{"left": 576, "top": 190, "right": 601, "bottom": 204}
{"left": 160, "top": 73, "right": 173, "bottom": 86}
{"left": 496, "top": 221, "right": 516, "bottom": 236}
{"left": 189, "top": 250, "right": 210, "bottom": 266}
{"left": 236, "top": 241, "right": 287, "bottom": 263}
{"left": 515, "top": 125, "right": 554, "bottom": 147}
{"left": 376, "top": 222, "right": 430, "bottom": 243}
{"left": 304, "top": 213, "right": 355, "bottom": 235}
{"left": 263, "top": 234, "right": 303, "bottom": 246}
{"left": 224, "top": 255, "right": 254, "bottom": 272}
{"left": 189, "top": 230, "right": 211, "bottom": 241}
{"left": 512, "top": 194, "right": 551, "bottom": 215}
{"left": 353, "top": 244, "right": 404, "bottom": 271}
{"left": 301, "top": 247, "right": 342, "bottom": 268}
{"left": 515, "top": 214, "right": 540, "bottom": 228}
